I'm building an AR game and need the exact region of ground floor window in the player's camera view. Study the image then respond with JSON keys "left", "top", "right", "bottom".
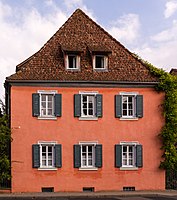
{"left": 115, "top": 142, "right": 143, "bottom": 169}
{"left": 81, "top": 144, "right": 95, "bottom": 168}
{"left": 32, "top": 142, "right": 62, "bottom": 169}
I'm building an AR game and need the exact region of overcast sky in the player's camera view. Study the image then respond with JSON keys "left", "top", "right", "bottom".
{"left": 1, "top": 0, "right": 177, "bottom": 100}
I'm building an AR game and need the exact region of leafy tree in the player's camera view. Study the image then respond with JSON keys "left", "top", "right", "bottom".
{"left": 0, "top": 99, "right": 11, "bottom": 183}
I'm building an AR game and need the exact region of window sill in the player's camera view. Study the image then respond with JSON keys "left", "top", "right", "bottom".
{"left": 79, "top": 167, "right": 98, "bottom": 171}
{"left": 79, "top": 116, "right": 98, "bottom": 121}
{"left": 38, "top": 116, "right": 57, "bottom": 120}
{"left": 120, "top": 117, "right": 138, "bottom": 121}
{"left": 38, "top": 167, "right": 57, "bottom": 171}
{"left": 66, "top": 68, "right": 80, "bottom": 71}
{"left": 93, "top": 68, "right": 108, "bottom": 72}
{"left": 120, "top": 167, "right": 138, "bottom": 171}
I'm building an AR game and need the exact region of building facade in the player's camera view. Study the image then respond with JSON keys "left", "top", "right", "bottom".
{"left": 5, "top": 9, "right": 165, "bottom": 192}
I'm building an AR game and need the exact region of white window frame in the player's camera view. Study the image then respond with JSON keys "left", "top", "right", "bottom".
{"left": 38, "top": 141, "right": 57, "bottom": 170}
{"left": 120, "top": 142, "right": 138, "bottom": 170}
{"left": 66, "top": 54, "right": 80, "bottom": 70}
{"left": 120, "top": 92, "right": 138, "bottom": 119}
{"left": 79, "top": 91, "right": 98, "bottom": 120}
{"left": 38, "top": 90, "right": 57, "bottom": 119}
{"left": 93, "top": 55, "right": 108, "bottom": 70}
{"left": 79, "top": 141, "right": 98, "bottom": 170}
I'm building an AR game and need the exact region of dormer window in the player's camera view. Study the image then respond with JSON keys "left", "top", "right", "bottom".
{"left": 88, "top": 45, "right": 111, "bottom": 71}
{"left": 66, "top": 54, "right": 80, "bottom": 70}
{"left": 93, "top": 55, "right": 108, "bottom": 70}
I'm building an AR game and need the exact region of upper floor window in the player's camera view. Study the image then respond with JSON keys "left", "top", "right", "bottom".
{"left": 32, "top": 91, "right": 62, "bottom": 119}
{"left": 115, "top": 93, "right": 143, "bottom": 119}
{"left": 74, "top": 92, "right": 103, "bottom": 120}
{"left": 41, "top": 94, "right": 54, "bottom": 117}
{"left": 122, "top": 95, "right": 135, "bottom": 117}
{"left": 81, "top": 94, "right": 95, "bottom": 117}
{"left": 65, "top": 54, "right": 80, "bottom": 70}
{"left": 93, "top": 55, "right": 108, "bottom": 70}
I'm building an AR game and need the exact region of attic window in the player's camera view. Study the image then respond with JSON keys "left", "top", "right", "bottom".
{"left": 93, "top": 55, "right": 108, "bottom": 70}
{"left": 65, "top": 54, "right": 80, "bottom": 70}
{"left": 88, "top": 46, "right": 111, "bottom": 71}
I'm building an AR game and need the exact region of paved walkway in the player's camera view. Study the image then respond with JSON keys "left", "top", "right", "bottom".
{"left": 0, "top": 190, "right": 177, "bottom": 198}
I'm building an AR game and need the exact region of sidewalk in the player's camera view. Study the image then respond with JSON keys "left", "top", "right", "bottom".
{"left": 0, "top": 190, "right": 177, "bottom": 198}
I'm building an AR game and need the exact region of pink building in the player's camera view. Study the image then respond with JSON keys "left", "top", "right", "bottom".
{"left": 5, "top": 9, "right": 165, "bottom": 193}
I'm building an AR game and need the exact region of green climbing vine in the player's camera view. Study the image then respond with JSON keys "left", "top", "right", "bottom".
{"left": 144, "top": 61, "right": 177, "bottom": 170}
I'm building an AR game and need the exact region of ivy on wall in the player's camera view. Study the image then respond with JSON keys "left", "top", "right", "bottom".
{"left": 144, "top": 61, "right": 177, "bottom": 170}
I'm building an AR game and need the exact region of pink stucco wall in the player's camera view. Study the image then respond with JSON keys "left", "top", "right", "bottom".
{"left": 10, "top": 86, "right": 165, "bottom": 192}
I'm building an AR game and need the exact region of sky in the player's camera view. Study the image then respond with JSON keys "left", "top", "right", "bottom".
{"left": 0, "top": 0, "right": 177, "bottom": 101}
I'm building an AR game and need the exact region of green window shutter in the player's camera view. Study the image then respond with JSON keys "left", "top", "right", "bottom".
{"left": 32, "top": 144, "right": 40, "bottom": 168}
{"left": 136, "top": 145, "right": 143, "bottom": 168}
{"left": 55, "top": 144, "right": 62, "bottom": 168}
{"left": 136, "top": 95, "right": 143, "bottom": 118}
{"left": 96, "top": 94, "right": 103, "bottom": 118}
{"left": 74, "top": 145, "right": 81, "bottom": 168}
{"left": 54, "top": 94, "right": 62, "bottom": 117}
{"left": 95, "top": 144, "right": 102, "bottom": 168}
{"left": 74, "top": 94, "right": 81, "bottom": 117}
{"left": 115, "top": 144, "right": 122, "bottom": 168}
{"left": 32, "top": 93, "right": 40, "bottom": 117}
{"left": 115, "top": 95, "right": 122, "bottom": 118}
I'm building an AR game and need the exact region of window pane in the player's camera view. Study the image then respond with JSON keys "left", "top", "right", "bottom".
{"left": 42, "top": 160, "right": 46, "bottom": 166}
{"left": 83, "top": 108, "right": 87, "bottom": 115}
{"left": 41, "top": 109, "right": 46, "bottom": 116}
{"left": 82, "top": 159, "right": 86, "bottom": 166}
{"left": 42, "top": 146, "right": 46, "bottom": 152}
{"left": 128, "top": 96, "right": 133, "bottom": 102}
{"left": 88, "top": 109, "right": 93, "bottom": 115}
{"left": 129, "top": 159, "right": 133, "bottom": 165}
{"left": 122, "top": 97, "right": 127, "bottom": 103}
{"left": 48, "top": 95, "right": 53, "bottom": 101}
{"left": 83, "top": 95, "right": 87, "bottom": 102}
{"left": 41, "top": 102, "right": 46, "bottom": 108}
{"left": 88, "top": 146, "right": 93, "bottom": 152}
{"left": 41, "top": 95, "right": 46, "bottom": 101}
{"left": 123, "top": 146, "right": 127, "bottom": 152}
{"left": 88, "top": 159, "right": 92, "bottom": 166}
{"left": 95, "top": 56, "right": 104, "bottom": 68}
{"left": 123, "top": 159, "right": 127, "bottom": 165}
{"left": 129, "top": 146, "right": 133, "bottom": 152}
{"left": 48, "top": 102, "right": 52, "bottom": 108}
{"left": 128, "top": 104, "right": 133, "bottom": 109}
{"left": 47, "top": 109, "right": 53, "bottom": 116}
{"left": 88, "top": 102, "right": 93, "bottom": 109}
{"left": 82, "top": 146, "right": 86, "bottom": 152}
{"left": 68, "top": 55, "right": 77, "bottom": 68}
{"left": 123, "top": 103, "right": 127, "bottom": 109}
{"left": 48, "top": 160, "right": 52, "bottom": 166}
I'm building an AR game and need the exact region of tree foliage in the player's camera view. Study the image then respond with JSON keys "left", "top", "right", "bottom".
{"left": 0, "top": 100, "right": 11, "bottom": 183}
